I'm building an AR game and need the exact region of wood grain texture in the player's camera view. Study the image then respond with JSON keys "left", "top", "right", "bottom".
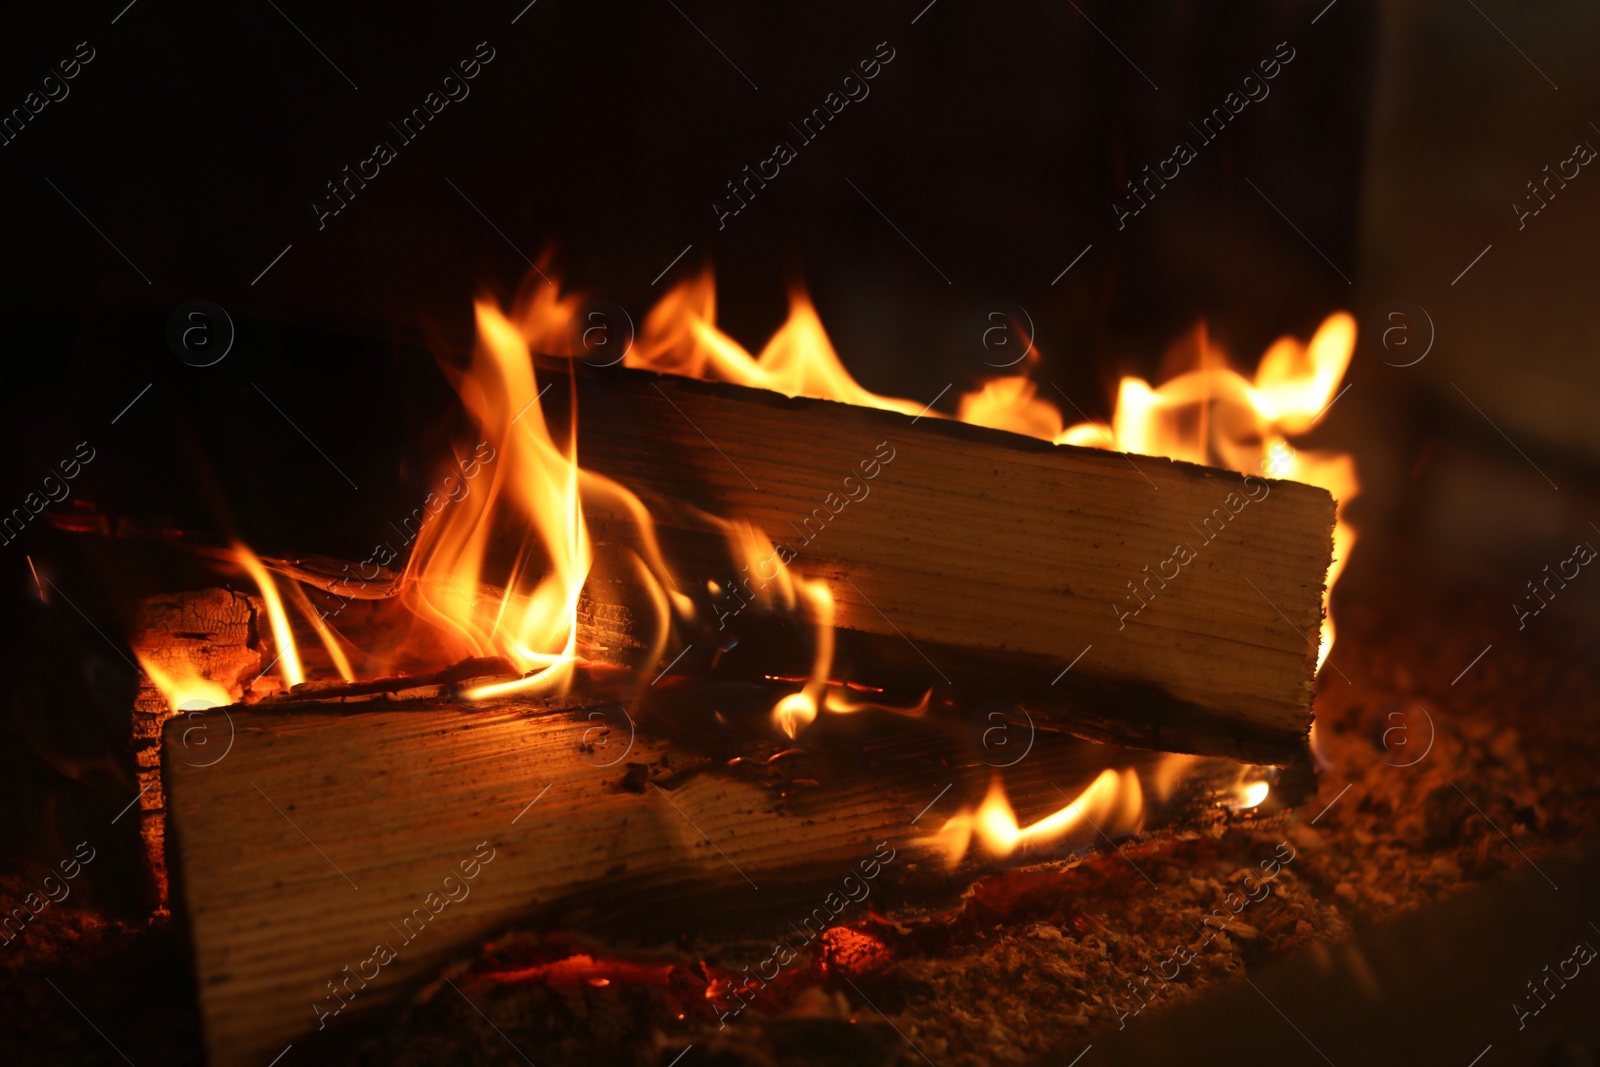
{"left": 163, "top": 693, "right": 1267, "bottom": 1066}
{"left": 165, "top": 701, "right": 910, "bottom": 1066}
{"left": 560, "top": 364, "right": 1336, "bottom": 760}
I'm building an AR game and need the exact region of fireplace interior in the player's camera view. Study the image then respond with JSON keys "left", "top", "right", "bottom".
{"left": 3, "top": 3, "right": 1600, "bottom": 1066}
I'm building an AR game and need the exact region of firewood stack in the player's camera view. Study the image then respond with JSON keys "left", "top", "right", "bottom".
{"left": 123, "top": 364, "right": 1335, "bottom": 1066}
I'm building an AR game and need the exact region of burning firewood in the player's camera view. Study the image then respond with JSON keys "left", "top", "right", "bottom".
{"left": 160, "top": 678, "right": 1282, "bottom": 1067}
{"left": 211, "top": 360, "right": 1338, "bottom": 768}
{"left": 549, "top": 359, "right": 1337, "bottom": 764}
{"left": 115, "top": 277, "right": 1349, "bottom": 1066}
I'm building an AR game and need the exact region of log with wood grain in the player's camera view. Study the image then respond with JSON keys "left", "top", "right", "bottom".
{"left": 160, "top": 675, "right": 1277, "bottom": 1067}
{"left": 433, "top": 361, "right": 1333, "bottom": 764}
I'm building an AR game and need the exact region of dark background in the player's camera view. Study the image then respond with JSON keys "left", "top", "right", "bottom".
{"left": 0, "top": 0, "right": 1370, "bottom": 359}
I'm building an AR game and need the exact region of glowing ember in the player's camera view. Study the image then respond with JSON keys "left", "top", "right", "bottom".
{"left": 478, "top": 953, "right": 678, "bottom": 989}
{"left": 820, "top": 926, "right": 892, "bottom": 974}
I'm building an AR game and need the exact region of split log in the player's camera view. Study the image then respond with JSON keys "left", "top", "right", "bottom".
{"left": 553, "top": 362, "right": 1336, "bottom": 764}
{"left": 163, "top": 689, "right": 1273, "bottom": 1067}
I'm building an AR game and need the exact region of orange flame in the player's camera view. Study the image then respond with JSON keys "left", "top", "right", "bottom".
{"left": 402, "top": 292, "right": 689, "bottom": 703}
{"left": 235, "top": 541, "right": 305, "bottom": 688}
{"left": 404, "top": 300, "right": 591, "bottom": 700}
{"left": 281, "top": 580, "right": 356, "bottom": 683}
{"left": 920, "top": 761, "right": 1271, "bottom": 868}
{"left": 922, "top": 770, "right": 1140, "bottom": 867}
{"left": 137, "top": 657, "right": 233, "bottom": 713}
{"left": 634, "top": 271, "right": 926, "bottom": 415}
{"left": 1234, "top": 780, "right": 1271, "bottom": 810}
{"left": 705, "top": 520, "right": 837, "bottom": 737}
{"left": 822, "top": 686, "right": 932, "bottom": 718}
{"left": 712, "top": 520, "right": 929, "bottom": 736}
{"left": 772, "top": 575, "right": 834, "bottom": 739}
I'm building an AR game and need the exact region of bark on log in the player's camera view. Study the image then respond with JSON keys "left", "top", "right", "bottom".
{"left": 163, "top": 690, "right": 1274, "bottom": 1067}
{"left": 554, "top": 363, "right": 1336, "bottom": 764}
